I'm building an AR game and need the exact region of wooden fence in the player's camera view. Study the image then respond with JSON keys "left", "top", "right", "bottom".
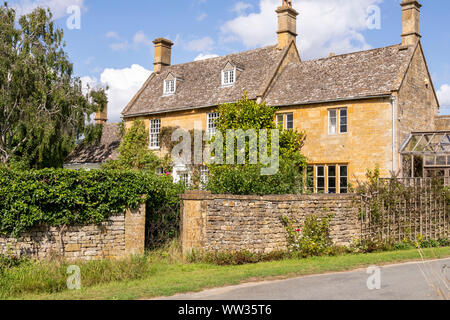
{"left": 360, "top": 178, "right": 449, "bottom": 242}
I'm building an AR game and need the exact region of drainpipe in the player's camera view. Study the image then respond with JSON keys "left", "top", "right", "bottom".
{"left": 391, "top": 95, "right": 397, "bottom": 174}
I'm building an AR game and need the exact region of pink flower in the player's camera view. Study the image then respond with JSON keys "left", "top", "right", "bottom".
{"left": 296, "top": 229, "right": 301, "bottom": 232}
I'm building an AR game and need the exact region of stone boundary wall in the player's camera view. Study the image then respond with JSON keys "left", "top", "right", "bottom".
{"left": 435, "top": 116, "right": 450, "bottom": 131}
{"left": 181, "top": 191, "right": 360, "bottom": 256}
{"left": 0, "top": 203, "right": 146, "bottom": 261}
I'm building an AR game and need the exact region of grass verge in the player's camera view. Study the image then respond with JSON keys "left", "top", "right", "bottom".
{"left": 3, "top": 246, "right": 449, "bottom": 300}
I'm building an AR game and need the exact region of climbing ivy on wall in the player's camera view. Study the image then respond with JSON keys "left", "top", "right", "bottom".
{"left": 0, "top": 168, "right": 184, "bottom": 237}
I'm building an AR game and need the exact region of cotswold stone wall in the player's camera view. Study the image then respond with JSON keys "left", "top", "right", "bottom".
{"left": 435, "top": 116, "right": 450, "bottom": 131}
{"left": 0, "top": 204, "right": 145, "bottom": 261}
{"left": 181, "top": 191, "right": 360, "bottom": 256}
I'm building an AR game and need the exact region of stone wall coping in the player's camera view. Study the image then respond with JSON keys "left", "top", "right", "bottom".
{"left": 180, "top": 191, "right": 358, "bottom": 201}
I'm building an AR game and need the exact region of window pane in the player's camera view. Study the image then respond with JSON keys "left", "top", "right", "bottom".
{"left": 329, "top": 110, "right": 337, "bottom": 134}
{"left": 425, "top": 156, "right": 435, "bottom": 166}
{"left": 306, "top": 165, "right": 314, "bottom": 193}
{"left": 316, "top": 166, "right": 325, "bottom": 193}
{"left": 150, "top": 119, "right": 161, "bottom": 148}
{"left": 286, "top": 114, "right": 294, "bottom": 130}
{"left": 340, "top": 165, "right": 348, "bottom": 193}
{"left": 436, "top": 156, "right": 446, "bottom": 166}
{"left": 340, "top": 109, "right": 348, "bottom": 133}
{"left": 208, "top": 112, "right": 220, "bottom": 135}
{"left": 277, "top": 115, "right": 284, "bottom": 128}
{"left": 328, "top": 166, "right": 336, "bottom": 194}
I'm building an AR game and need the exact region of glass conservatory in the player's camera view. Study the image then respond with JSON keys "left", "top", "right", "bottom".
{"left": 400, "top": 131, "right": 450, "bottom": 180}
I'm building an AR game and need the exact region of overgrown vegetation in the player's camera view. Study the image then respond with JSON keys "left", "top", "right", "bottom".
{"left": 0, "top": 254, "right": 152, "bottom": 299}
{"left": 351, "top": 237, "right": 450, "bottom": 253}
{"left": 1, "top": 241, "right": 449, "bottom": 299}
{"left": 356, "top": 165, "right": 449, "bottom": 245}
{"left": 0, "top": 4, "right": 108, "bottom": 168}
{"left": 0, "top": 168, "right": 183, "bottom": 237}
{"left": 282, "top": 214, "right": 338, "bottom": 257}
{"left": 207, "top": 95, "right": 308, "bottom": 195}
{"left": 103, "top": 120, "right": 161, "bottom": 171}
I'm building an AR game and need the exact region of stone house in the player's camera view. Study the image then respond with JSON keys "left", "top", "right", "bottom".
{"left": 120, "top": 0, "right": 446, "bottom": 192}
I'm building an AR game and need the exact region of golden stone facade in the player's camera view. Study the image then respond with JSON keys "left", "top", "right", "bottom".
{"left": 122, "top": 0, "right": 441, "bottom": 190}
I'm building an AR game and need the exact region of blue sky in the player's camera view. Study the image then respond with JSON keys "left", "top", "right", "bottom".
{"left": 9, "top": 0, "right": 450, "bottom": 120}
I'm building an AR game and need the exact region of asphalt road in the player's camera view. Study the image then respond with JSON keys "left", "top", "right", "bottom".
{"left": 160, "top": 258, "right": 450, "bottom": 300}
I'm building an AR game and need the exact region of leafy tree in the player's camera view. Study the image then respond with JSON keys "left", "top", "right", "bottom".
{"left": 0, "top": 4, "right": 107, "bottom": 168}
{"left": 207, "top": 95, "right": 307, "bottom": 195}
{"left": 104, "top": 119, "right": 160, "bottom": 171}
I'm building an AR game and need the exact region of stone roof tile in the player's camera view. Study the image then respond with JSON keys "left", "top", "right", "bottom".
{"left": 265, "top": 45, "right": 414, "bottom": 106}
{"left": 65, "top": 123, "right": 121, "bottom": 164}
{"left": 122, "top": 45, "right": 285, "bottom": 117}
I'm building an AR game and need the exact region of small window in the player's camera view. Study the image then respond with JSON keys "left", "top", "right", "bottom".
{"left": 150, "top": 119, "right": 161, "bottom": 149}
{"left": 222, "top": 69, "right": 235, "bottom": 86}
{"left": 340, "top": 109, "right": 348, "bottom": 133}
{"left": 329, "top": 108, "right": 348, "bottom": 135}
{"left": 316, "top": 166, "right": 325, "bottom": 194}
{"left": 328, "top": 165, "right": 337, "bottom": 194}
{"left": 276, "top": 113, "right": 294, "bottom": 130}
{"left": 306, "top": 164, "right": 349, "bottom": 194}
{"left": 164, "top": 79, "right": 176, "bottom": 95}
{"left": 329, "top": 109, "right": 337, "bottom": 135}
{"left": 339, "top": 165, "right": 348, "bottom": 194}
{"left": 306, "top": 165, "right": 314, "bottom": 193}
{"left": 207, "top": 112, "right": 220, "bottom": 135}
{"left": 276, "top": 114, "right": 284, "bottom": 127}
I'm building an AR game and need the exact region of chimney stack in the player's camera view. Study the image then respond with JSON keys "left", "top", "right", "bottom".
{"left": 153, "top": 38, "right": 173, "bottom": 73}
{"left": 276, "top": 0, "right": 299, "bottom": 50}
{"left": 95, "top": 104, "right": 107, "bottom": 125}
{"left": 401, "top": 0, "right": 422, "bottom": 46}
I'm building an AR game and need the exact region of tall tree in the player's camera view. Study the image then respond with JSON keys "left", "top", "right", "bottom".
{"left": 0, "top": 4, "right": 106, "bottom": 168}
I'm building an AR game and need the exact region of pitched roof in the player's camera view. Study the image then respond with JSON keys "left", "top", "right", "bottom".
{"left": 65, "top": 123, "right": 121, "bottom": 165}
{"left": 265, "top": 45, "right": 415, "bottom": 106}
{"left": 122, "top": 45, "right": 287, "bottom": 117}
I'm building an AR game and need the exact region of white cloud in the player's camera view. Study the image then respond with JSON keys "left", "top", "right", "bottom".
{"left": 106, "top": 31, "right": 120, "bottom": 40}
{"left": 13, "top": 0, "right": 85, "bottom": 20}
{"left": 196, "top": 13, "right": 208, "bottom": 21}
{"left": 194, "top": 53, "right": 219, "bottom": 61}
{"left": 438, "top": 84, "right": 450, "bottom": 108}
{"left": 133, "top": 31, "right": 153, "bottom": 48}
{"left": 109, "top": 41, "right": 129, "bottom": 51}
{"left": 81, "top": 65, "right": 152, "bottom": 122}
{"left": 231, "top": 2, "right": 253, "bottom": 15}
{"left": 184, "top": 36, "right": 215, "bottom": 52}
{"left": 221, "top": 0, "right": 382, "bottom": 59}
{"left": 107, "top": 31, "right": 154, "bottom": 52}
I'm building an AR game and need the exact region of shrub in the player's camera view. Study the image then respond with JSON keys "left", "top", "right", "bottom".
{"left": 187, "top": 250, "right": 288, "bottom": 266}
{"left": 282, "top": 214, "right": 335, "bottom": 257}
{"left": 207, "top": 159, "right": 304, "bottom": 195}
{"left": 0, "top": 168, "right": 184, "bottom": 237}
{"left": 206, "top": 95, "right": 307, "bottom": 195}
{"left": 103, "top": 119, "right": 161, "bottom": 171}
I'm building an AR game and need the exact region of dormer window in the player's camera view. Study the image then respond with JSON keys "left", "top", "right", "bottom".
{"left": 222, "top": 62, "right": 237, "bottom": 86}
{"left": 163, "top": 73, "right": 182, "bottom": 95}
{"left": 222, "top": 69, "right": 235, "bottom": 86}
{"left": 164, "top": 79, "right": 175, "bottom": 95}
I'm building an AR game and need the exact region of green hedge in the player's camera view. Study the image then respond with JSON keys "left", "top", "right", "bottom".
{"left": 0, "top": 168, "right": 184, "bottom": 237}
